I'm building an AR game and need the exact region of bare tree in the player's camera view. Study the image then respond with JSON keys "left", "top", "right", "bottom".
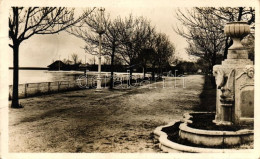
{"left": 242, "top": 34, "right": 254, "bottom": 62}
{"left": 62, "top": 58, "right": 72, "bottom": 65}
{"left": 90, "top": 56, "right": 96, "bottom": 65}
{"left": 69, "top": 10, "right": 124, "bottom": 89}
{"left": 175, "top": 8, "right": 226, "bottom": 73}
{"left": 71, "top": 53, "right": 81, "bottom": 64}
{"left": 150, "top": 33, "right": 175, "bottom": 79}
{"left": 116, "top": 14, "right": 155, "bottom": 82}
{"left": 174, "top": 7, "right": 255, "bottom": 74}
{"left": 9, "top": 7, "right": 94, "bottom": 108}
{"left": 194, "top": 7, "right": 255, "bottom": 59}
{"left": 70, "top": 11, "right": 175, "bottom": 86}
{"left": 136, "top": 27, "right": 158, "bottom": 78}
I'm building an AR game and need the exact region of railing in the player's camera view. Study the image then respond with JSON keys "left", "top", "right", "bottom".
{"left": 8, "top": 73, "right": 182, "bottom": 99}
{"left": 8, "top": 74, "right": 112, "bottom": 99}
{"left": 9, "top": 81, "right": 79, "bottom": 100}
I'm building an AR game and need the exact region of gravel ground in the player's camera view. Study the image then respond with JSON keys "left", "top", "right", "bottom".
{"left": 9, "top": 75, "right": 205, "bottom": 152}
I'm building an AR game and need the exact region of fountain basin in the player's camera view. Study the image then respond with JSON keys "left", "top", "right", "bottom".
{"left": 179, "top": 112, "right": 253, "bottom": 147}
{"left": 179, "top": 122, "right": 253, "bottom": 147}
{"left": 153, "top": 112, "right": 254, "bottom": 153}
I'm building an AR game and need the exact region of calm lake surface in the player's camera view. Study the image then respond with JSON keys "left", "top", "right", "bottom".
{"left": 9, "top": 70, "right": 84, "bottom": 85}
{"left": 9, "top": 70, "right": 145, "bottom": 85}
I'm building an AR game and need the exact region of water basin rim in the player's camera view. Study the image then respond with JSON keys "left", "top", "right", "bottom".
{"left": 156, "top": 121, "right": 254, "bottom": 153}
{"left": 179, "top": 123, "right": 254, "bottom": 135}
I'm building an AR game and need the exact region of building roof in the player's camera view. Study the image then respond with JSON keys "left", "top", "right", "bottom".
{"left": 47, "top": 60, "right": 65, "bottom": 68}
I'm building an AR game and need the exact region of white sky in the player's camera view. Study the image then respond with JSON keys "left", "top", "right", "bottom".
{"left": 5, "top": 0, "right": 257, "bottom": 68}
{"left": 8, "top": 7, "right": 191, "bottom": 67}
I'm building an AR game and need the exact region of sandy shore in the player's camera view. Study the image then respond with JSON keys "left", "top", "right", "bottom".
{"left": 9, "top": 75, "right": 206, "bottom": 152}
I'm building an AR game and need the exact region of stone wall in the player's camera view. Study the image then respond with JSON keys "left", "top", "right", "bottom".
{"left": 9, "top": 81, "right": 76, "bottom": 99}
{"left": 9, "top": 77, "right": 111, "bottom": 100}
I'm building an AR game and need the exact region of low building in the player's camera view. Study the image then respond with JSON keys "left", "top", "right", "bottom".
{"left": 47, "top": 60, "right": 66, "bottom": 70}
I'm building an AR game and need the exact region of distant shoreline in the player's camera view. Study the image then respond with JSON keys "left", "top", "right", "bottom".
{"left": 9, "top": 67, "right": 48, "bottom": 70}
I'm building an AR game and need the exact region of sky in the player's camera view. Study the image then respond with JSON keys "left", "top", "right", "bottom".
{"left": 8, "top": 7, "right": 191, "bottom": 67}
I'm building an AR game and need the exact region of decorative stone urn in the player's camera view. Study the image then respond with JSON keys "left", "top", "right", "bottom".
{"left": 224, "top": 22, "right": 251, "bottom": 59}
{"left": 213, "top": 21, "right": 254, "bottom": 125}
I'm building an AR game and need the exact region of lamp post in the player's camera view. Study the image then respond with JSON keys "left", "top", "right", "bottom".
{"left": 96, "top": 7, "right": 105, "bottom": 91}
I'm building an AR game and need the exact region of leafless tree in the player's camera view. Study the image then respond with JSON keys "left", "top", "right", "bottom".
{"left": 70, "top": 11, "right": 175, "bottom": 86}
{"left": 174, "top": 7, "right": 255, "bottom": 74}
{"left": 9, "top": 7, "right": 94, "bottom": 108}
{"left": 116, "top": 14, "right": 155, "bottom": 81}
{"left": 71, "top": 53, "right": 81, "bottom": 64}
{"left": 150, "top": 33, "right": 175, "bottom": 79}
{"left": 242, "top": 34, "right": 254, "bottom": 62}
{"left": 69, "top": 9, "right": 124, "bottom": 89}
{"left": 115, "top": 15, "right": 175, "bottom": 80}
{"left": 175, "top": 8, "right": 226, "bottom": 73}
{"left": 194, "top": 7, "right": 255, "bottom": 59}
{"left": 89, "top": 56, "right": 96, "bottom": 65}
{"left": 62, "top": 58, "right": 73, "bottom": 65}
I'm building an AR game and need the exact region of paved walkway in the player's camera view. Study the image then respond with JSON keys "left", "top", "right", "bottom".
{"left": 9, "top": 75, "right": 205, "bottom": 152}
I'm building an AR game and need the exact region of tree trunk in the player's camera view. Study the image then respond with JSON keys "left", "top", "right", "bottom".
{"left": 210, "top": 53, "right": 216, "bottom": 88}
{"left": 160, "top": 66, "right": 163, "bottom": 77}
{"left": 152, "top": 63, "right": 155, "bottom": 81}
{"left": 143, "top": 66, "right": 146, "bottom": 79}
{"left": 224, "top": 37, "right": 232, "bottom": 60}
{"left": 109, "top": 47, "right": 115, "bottom": 89}
{"left": 11, "top": 43, "right": 22, "bottom": 108}
{"left": 129, "top": 66, "right": 133, "bottom": 85}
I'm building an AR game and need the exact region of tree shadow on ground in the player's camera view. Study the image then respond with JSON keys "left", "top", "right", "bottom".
{"left": 194, "top": 75, "right": 216, "bottom": 112}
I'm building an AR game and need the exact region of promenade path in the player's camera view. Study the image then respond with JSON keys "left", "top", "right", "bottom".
{"left": 9, "top": 75, "right": 207, "bottom": 152}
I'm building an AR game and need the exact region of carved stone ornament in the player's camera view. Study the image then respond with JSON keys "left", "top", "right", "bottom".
{"left": 215, "top": 70, "right": 225, "bottom": 89}
{"left": 219, "top": 69, "right": 235, "bottom": 107}
{"left": 236, "top": 65, "right": 254, "bottom": 80}
{"left": 245, "top": 65, "right": 254, "bottom": 78}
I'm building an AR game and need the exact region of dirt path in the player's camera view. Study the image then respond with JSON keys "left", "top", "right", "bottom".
{"left": 9, "top": 75, "right": 205, "bottom": 152}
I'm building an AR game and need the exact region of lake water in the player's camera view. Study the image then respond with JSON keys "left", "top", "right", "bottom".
{"left": 9, "top": 70, "right": 146, "bottom": 85}
{"left": 8, "top": 70, "right": 84, "bottom": 85}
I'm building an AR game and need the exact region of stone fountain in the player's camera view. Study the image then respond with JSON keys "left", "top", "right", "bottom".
{"left": 154, "top": 21, "right": 254, "bottom": 153}
{"left": 214, "top": 21, "right": 254, "bottom": 125}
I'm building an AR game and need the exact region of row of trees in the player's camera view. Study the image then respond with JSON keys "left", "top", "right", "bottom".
{"left": 9, "top": 7, "right": 175, "bottom": 108}
{"left": 9, "top": 7, "right": 254, "bottom": 108}
{"left": 174, "top": 7, "right": 255, "bottom": 75}
{"left": 69, "top": 11, "right": 175, "bottom": 89}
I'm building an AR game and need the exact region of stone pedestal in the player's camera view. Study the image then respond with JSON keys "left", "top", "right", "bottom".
{"left": 213, "top": 22, "right": 254, "bottom": 125}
